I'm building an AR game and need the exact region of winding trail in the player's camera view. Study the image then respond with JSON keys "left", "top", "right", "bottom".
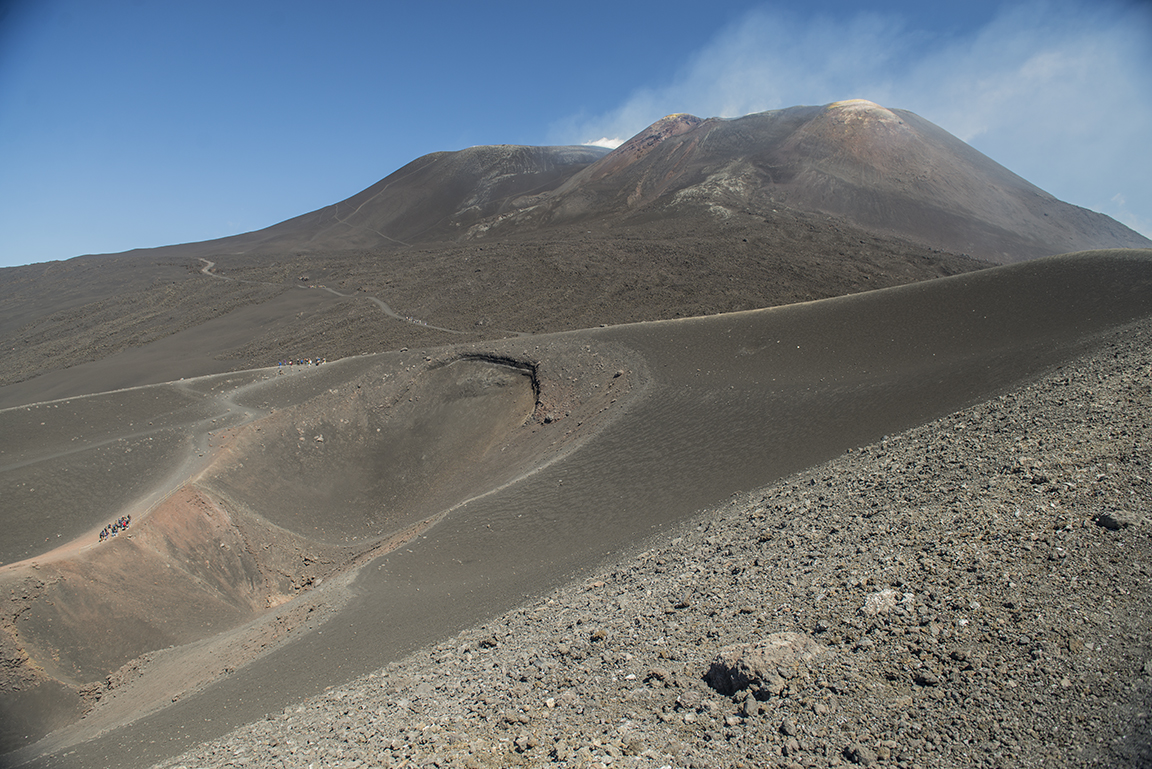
{"left": 198, "top": 258, "right": 528, "bottom": 337}
{"left": 197, "top": 259, "right": 227, "bottom": 279}
{"left": 309, "top": 284, "right": 467, "bottom": 335}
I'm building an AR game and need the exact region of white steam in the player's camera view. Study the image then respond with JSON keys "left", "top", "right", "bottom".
{"left": 583, "top": 137, "right": 625, "bottom": 149}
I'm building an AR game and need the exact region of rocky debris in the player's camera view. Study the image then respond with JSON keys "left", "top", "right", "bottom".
{"left": 154, "top": 317, "right": 1152, "bottom": 769}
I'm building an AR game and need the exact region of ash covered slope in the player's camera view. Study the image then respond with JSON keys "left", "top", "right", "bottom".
{"left": 767, "top": 100, "right": 1149, "bottom": 262}
{"left": 7, "top": 249, "right": 1152, "bottom": 769}
{"left": 489, "top": 101, "right": 1150, "bottom": 263}
{"left": 160, "top": 144, "right": 612, "bottom": 258}
{"left": 3, "top": 102, "right": 1145, "bottom": 403}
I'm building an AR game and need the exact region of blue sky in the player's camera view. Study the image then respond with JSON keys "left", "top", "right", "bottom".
{"left": 1, "top": 0, "right": 1149, "bottom": 268}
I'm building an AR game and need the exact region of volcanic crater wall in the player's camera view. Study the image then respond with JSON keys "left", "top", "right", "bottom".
{"left": 0, "top": 342, "right": 640, "bottom": 752}
{"left": 201, "top": 356, "right": 540, "bottom": 545}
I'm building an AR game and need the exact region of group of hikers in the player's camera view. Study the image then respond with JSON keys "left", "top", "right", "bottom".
{"left": 277, "top": 357, "right": 327, "bottom": 371}
{"left": 98, "top": 515, "right": 131, "bottom": 542}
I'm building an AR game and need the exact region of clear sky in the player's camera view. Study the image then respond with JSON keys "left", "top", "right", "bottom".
{"left": 1, "top": 0, "right": 1149, "bottom": 268}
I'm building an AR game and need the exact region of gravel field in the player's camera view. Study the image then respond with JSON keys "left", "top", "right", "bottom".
{"left": 151, "top": 315, "right": 1152, "bottom": 769}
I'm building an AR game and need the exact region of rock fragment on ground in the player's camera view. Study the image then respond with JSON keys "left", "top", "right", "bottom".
{"left": 705, "top": 632, "right": 826, "bottom": 697}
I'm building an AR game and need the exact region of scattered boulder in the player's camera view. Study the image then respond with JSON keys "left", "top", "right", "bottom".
{"left": 705, "top": 632, "right": 826, "bottom": 697}
{"left": 914, "top": 670, "right": 941, "bottom": 687}
{"left": 1093, "top": 511, "right": 1137, "bottom": 530}
{"left": 845, "top": 742, "right": 878, "bottom": 766}
{"left": 861, "top": 588, "right": 911, "bottom": 616}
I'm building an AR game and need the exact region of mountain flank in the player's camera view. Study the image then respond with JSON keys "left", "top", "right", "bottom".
{"left": 480, "top": 100, "right": 1148, "bottom": 263}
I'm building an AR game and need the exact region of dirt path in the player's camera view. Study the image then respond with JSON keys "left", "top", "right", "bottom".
{"left": 197, "top": 257, "right": 526, "bottom": 336}
{"left": 0, "top": 371, "right": 273, "bottom": 573}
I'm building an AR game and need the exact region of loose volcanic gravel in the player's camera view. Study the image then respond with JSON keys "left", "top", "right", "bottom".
{"left": 154, "top": 317, "right": 1152, "bottom": 769}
